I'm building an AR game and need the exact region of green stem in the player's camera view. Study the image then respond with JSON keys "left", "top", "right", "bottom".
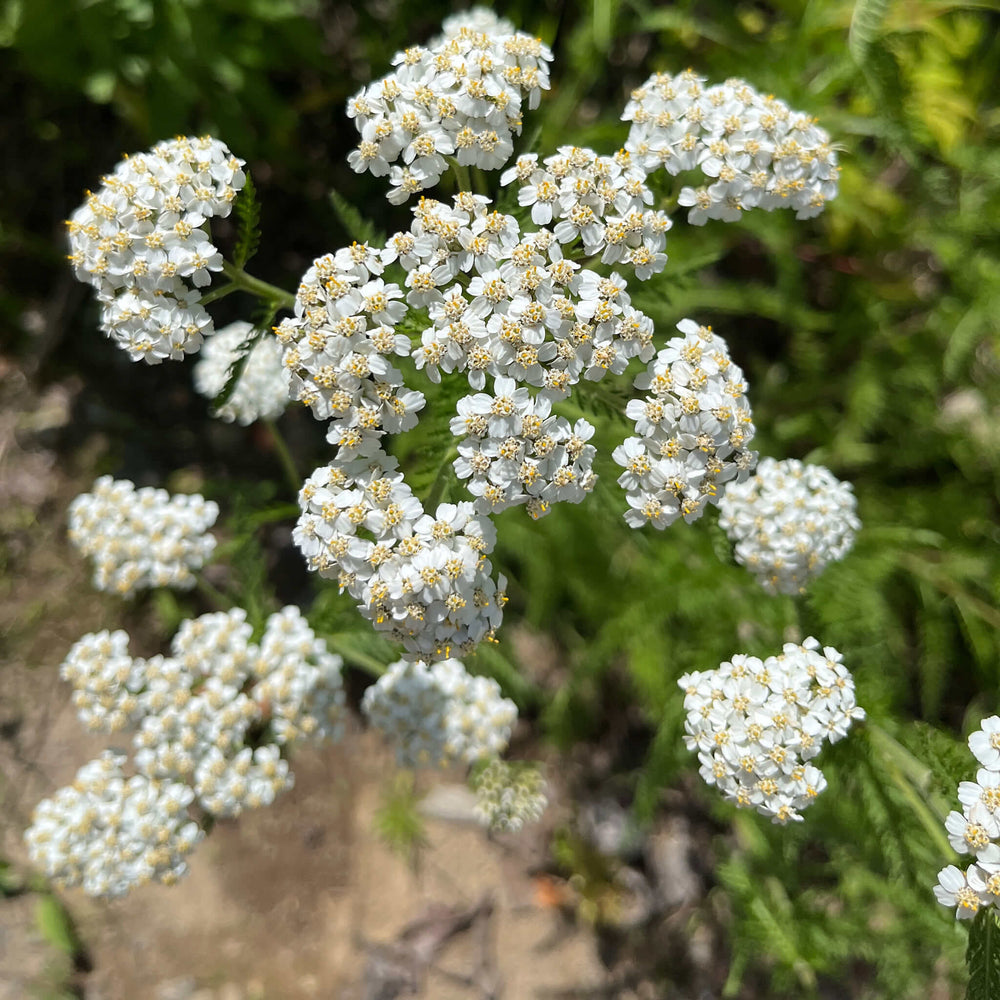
{"left": 198, "top": 282, "right": 240, "bottom": 306}
{"left": 263, "top": 419, "right": 302, "bottom": 496}
{"left": 221, "top": 261, "right": 296, "bottom": 310}
{"left": 866, "top": 722, "right": 957, "bottom": 860}
{"left": 195, "top": 573, "right": 234, "bottom": 611}
{"left": 321, "top": 634, "right": 387, "bottom": 676}
{"left": 447, "top": 157, "right": 473, "bottom": 194}
{"left": 471, "top": 165, "right": 490, "bottom": 197}
{"left": 245, "top": 503, "right": 301, "bottom": 526}
{"left": 424, "top": 445, "right": 460, "bottom": 511}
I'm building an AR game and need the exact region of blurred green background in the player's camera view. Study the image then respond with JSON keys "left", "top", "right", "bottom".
{"left": 2, "top": 0, "right": 1000, "bottom": 996}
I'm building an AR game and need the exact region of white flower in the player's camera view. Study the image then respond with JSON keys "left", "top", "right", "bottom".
{"left": 679, "top": 638, "right": 863, "bottom": 824}
{"left": 363, "top": 657, "right": 517, "bottom": 767}
{"left": 719, "top": 457, "right": 860, "bottom": 595}
{"left": 500, "top": 146, "right": 671, "bottom": 278}
{"left": 68, "top": 477, "right": 218, "bottom": 596}
{"left": 934, "top": 864, "right": 988, "bottom": 920}
{"left": 623, "top": 71, "right": 838, "bottom": 224}
{"left": 294, "top": 452, "right": 507, "bottom": 660}
{"left": 275, "top": 251, "right": 425, "bottom": 456}
{"left": 60, "top": 629, "right": 145, "bottom": 733}
{"left": 24, "top": 752, "right": 204, "bottom": 898}
{"left": 344, "top": 11, "right": 553, "bottom": 203}
{"left": 66, "top": 136, "right": 246, "bottom": 363}
{"left": 970, "top": 717, "right": 1000, "bottom": 770}
{"left": 616, "top": 319, "right": 756, "bottom": 530}
{"left": 26, "top": 595, "right": 352, "bottom": 899}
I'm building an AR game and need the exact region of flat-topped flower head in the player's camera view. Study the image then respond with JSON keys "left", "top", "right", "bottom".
{"left": 276, "top": 249, "right": 424, "bottom": 456}
{"left": 499, "top": 144, "right": 671, "bottom": 278}
{"left": 294, "top": 451, "right": 507, "bottom": 660}
{"left": 452, "top": 380, "right": 597, "bottom": 518}
{"left": 471, "top": 759, "right": 548, "bottom": 832}
{"left": 345, "top": 9, "right": 552, "bottom": 203}
{"left": 28, "top": 605, "right": 345, "bottom": 898}
{"left": 362, "top": 657, "right": 517, "bottom": 767}
{"left": 623, "top": 71, "right": 839, "bottom": 224}
{"left": 25, "top": 751, "right": 203, "bottom": 898}
{"left": 68, "top": 476, "right": 218, "bottom": 597}
{"left": 679, "top": 637, "right": 863, "bottom": 823}
{"left": 719, "top": 457, "right": 860, "bottom": 595}
{"left": 616, "top": 318, "right": 756, "bottom": 529}
{"left": 66, "top": 136, "right": 246, "bottom": 362}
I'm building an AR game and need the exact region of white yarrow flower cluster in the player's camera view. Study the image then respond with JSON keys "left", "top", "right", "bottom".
{"left": 65, "top": 136, "right": 246, "bottom": 361}
{"left": 294, "top": 453, "right": 506, "bottom": 660}
{"left": 362, "top": 657, "right": 517, "bottom": 767}
{"left": 346, "top": 9, "right": 552, "bottom": 203}
{"left": 934, "top": 717, "right": 1000, "bottom": 920}
{"left": 274, "top": 246, "right": 424, "bottom": 456}
{"left": 399, "top": 194, "right": 657, "bottom": 399}
{"left": 500, "top": 146, "right": 671, "bottom": 279}
{"left": 131, "top": 608, "right": 345, "bottom": 811}
{"left": 25, "top": 751, "right": 203, "bottom": 898}
{"left": 60, "top": 629, "right": 145, "bottom": 733}
{"left": 193, "top": 321, "right": 291, "bottom": 425}
{"left": 623, "top": 70, "right": 839, "bottom": 224}
{"left": 680, "top": 637, "right": 865, "bottom": 824}
{"left": 614, "top": 319, "right": 756, "bottom": 528}
{"left": 32, "top": 607, "right": 346, "bottom": 896}
{"left": 719, "top": 457, "right": 860, "bottom": 595}
{"left": 67, "top": 476, "right": 218, "bottom": 596}
{"left": 451, "top": 376, "right": 597, "bottom": 519}
{"left": 471, "top": 759, "right": 547, "bottom": 832}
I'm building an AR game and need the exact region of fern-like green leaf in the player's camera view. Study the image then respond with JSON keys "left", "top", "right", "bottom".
{"left": 966, "top": 907, "right": 1000, "bottom": 1000}
{"left": 232, "top": 171, "right": 261, "bottom": 269}
{"left": 210, "top": 304, "right": 275, "bottom": 412}
{"left": 329, "top": 188, "right": 383, "bottom": 248}
{"left": 848, "top": 0, "right": 891, "bottom": 64}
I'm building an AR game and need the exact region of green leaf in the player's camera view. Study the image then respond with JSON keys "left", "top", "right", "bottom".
{"left": 210, "top": 305, "right": 274, "bottom": 413}
{"left": 848, "top": 0, "right": 891, "bottom": 64}
{"left": 329, "top": 188, "right": 383, "bottom": 248}
{"left": 374, "top": 772, "right": 427, "bottom": 866}
{"left": 233, "top": 171, "right": 261, "bottom": 269}
{"left": 34, "top": 894, "right": 81, "bottom": 957}
{"left": 967, "top": 907, "right": 1000, "bottom": 1000}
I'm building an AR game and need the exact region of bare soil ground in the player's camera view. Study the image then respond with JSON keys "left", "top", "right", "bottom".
{"left": 0, "top": 365, "right": 614, "bottom": 1000}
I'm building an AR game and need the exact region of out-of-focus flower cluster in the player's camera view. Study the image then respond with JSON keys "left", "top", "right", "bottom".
{"left": 27, "top": 607, "right": 344, "bottom": 897}
{"left": 614, "top": 318, "right": 757, "bottom": 528}
{"left": 294, "top": 453, "right": 506, "bottom": 660}
{"left": 623, "top": 70, "right": 839, "bottom": 224}
{"left": 361, "top": 657, "right": 517, "bottom": 767}
{"left": 719, "top": 457, "right": 860, "bottom": 595}
{"left": 680, "top": 637, "right": 865, "bottom": 824}
{"left": 346, "top": 9, "right": 552, "bottom": 204}
{"left": 65, "top": 136, "right": 245, "bottom": 362}
{"left": 934, "top": 717, "right": 1000, "bottom": 920}
{"left": 24, "top": 752, "right": 202, "bottom": 898}
{"left": 67, "top": 476, "right": 218, "bottom": 597}
{"left": 193, "top": 321, "right": 291, "bottom": 425}
{"left": 471, "top": 759, "right": 547, "bottom": 832}
{"left": 499, "top": 146, "right": 671, "bottom": 279}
